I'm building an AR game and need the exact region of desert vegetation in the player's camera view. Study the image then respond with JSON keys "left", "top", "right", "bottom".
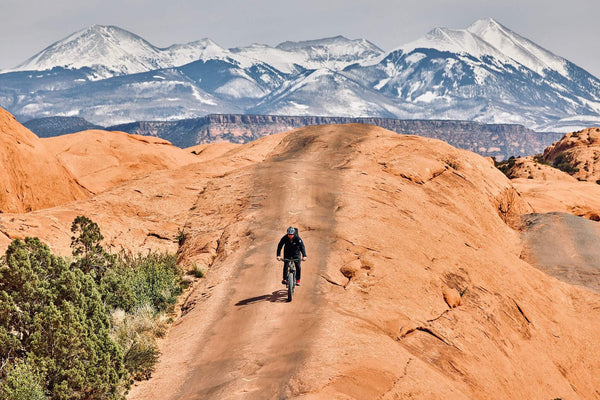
{"left": 493, "top": 155, "right": 517, "bottom": 176}
{"left": 0, "top": 216, "right": 186, "bottom": 399}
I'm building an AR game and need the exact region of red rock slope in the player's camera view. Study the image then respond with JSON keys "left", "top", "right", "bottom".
{"left": 125, "top": 124, "right": 600, "bottom": 399}
{"left": 2, "top": 123, "right": 599, "bottom": 398}
{"left": 43, "top": 129, "right": 200, "bottom": 194}
{"left": 541, "top": 127, "right": 600, "bottom": 182}
{"left": 0, "top": 107, "right": 89, "bottom": 213}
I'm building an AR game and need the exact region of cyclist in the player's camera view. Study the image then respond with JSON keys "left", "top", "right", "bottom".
{"left": 276, "top": 227, "right": 307, "bottom": 286}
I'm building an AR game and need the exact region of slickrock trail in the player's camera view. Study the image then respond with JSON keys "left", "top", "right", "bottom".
{"left": 128, "top": 126, "right": 361, "bottom": 399}
{"left": 125, "top": 123, "right": 600, "bottom": 399}
{"left": 128, "top": 124, "right": 600, "bottom": 399}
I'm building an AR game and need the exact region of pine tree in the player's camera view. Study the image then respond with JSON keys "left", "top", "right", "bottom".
{"left": 70, "top": 215, "right": 113, "bottom": 281}
{"left": 0, "top": 238, "right": 125, "bottom": 399}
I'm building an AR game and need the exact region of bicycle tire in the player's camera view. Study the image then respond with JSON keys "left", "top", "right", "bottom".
{"left": 287, "top": 271, "right": 294, "bottom": 302}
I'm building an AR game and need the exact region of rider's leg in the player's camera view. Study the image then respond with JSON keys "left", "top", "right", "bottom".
{"left": 295, "top": 259, "right": 301, "bottom": 281}
{"left": 283, "top": 260, "right": 290, "bottom": 281}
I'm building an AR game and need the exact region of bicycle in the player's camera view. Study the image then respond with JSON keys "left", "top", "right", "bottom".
{"left": 281, "top": 258, "right": 300, "bottom": 302}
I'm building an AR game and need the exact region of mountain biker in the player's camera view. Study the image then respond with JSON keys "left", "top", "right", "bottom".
{"left": 277, "top": 227, "right": 307, "bottom": 286}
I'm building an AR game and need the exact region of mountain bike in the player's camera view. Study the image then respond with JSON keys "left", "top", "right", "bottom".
{"left": 282, "top": 258, "right": 300, "bottom": 302}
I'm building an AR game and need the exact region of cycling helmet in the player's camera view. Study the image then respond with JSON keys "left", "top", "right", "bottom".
{"left": 287, "top": 227, "right": 295, "bottom": 235}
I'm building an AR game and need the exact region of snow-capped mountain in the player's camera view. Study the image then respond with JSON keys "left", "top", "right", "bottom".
{"left": 466, "top": 18, "right": 568, "bottom": 76}
{"left": 343, "top": 17, "right": 600, "bottom": 130}
{"left": 7, "top": 25, "right": 380, "bottom": 80}
{"left": 12, "top": 25, "right": 178, "bottom": 79}
{"left": 275, "top": 36, "right": 384, "bottom": 69}
{"left": 229, "top": 44, "right": 307, "bottom": 75}
{"left": 248, "top": 68, "right": 402, "bottom": 117}
{"left": 8, "top": 25, "right": 250, "bottom": 80}
{"left": 1, "top": 18, "right": 600, "bottom": 131}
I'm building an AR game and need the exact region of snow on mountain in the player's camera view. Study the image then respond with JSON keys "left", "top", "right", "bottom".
{"left": 12, "top": 25, "right": 166, "bottom": 79}
{"left": 466, "top": 18, "right": 568, "bottom": 76}
{"left": 275, "top": 36, "right": 385, "bottom": 69}
{"left": 9, "top": 25, "right": 243, "bottom": 80}
{"left": 163, "top": 38, "right": 232, "bottom": 68}
{"left": 399, "top": 18, "right": 569, "bottom": 78}
{"left": 341, "top": 17, "right": 600, "bottom": 131}
{"left": 229, "top": 44, "right": 306, "bottom": 75}
{"left": 2, "top": 19, "right": 600, "bottom": 132}
{"left": 229, "top": 36, "right": 384, "bottom": 74}
{"left": 249, "top": 68, "right": 402, "bottom": 118}
{"left": 177, "top": 56, "right": 289, "bottom": 100}
{"left": 399, "top": 26, "right": 508, "bottom": 61}
{"left": 9, "top": 27, "right": 380, "bottom": 80}
{"left": 10, "top": 68, "right": 235, "bottom": 125}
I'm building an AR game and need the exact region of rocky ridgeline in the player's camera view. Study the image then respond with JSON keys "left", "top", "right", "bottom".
{"left": 109, "top": 115, "right": 563, "bottom": 159}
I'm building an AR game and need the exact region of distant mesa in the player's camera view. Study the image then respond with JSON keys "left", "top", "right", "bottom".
{"left": 23, "top": 116, "right": 103, "bottom": 137}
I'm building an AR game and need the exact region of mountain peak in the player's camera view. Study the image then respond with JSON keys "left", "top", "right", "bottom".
{"left": 466, "top": 17, "right": 513, "bottom": 39}
{"left": 274, "top": 36, "right": 384, "bottom": 70}
{"left": 59, "top": 24, "right": 149, "bottom": 48}
{"left": 12, "top": 24, "right": 159, "bottom": 77}
{"left": 276, "top": 35, "right": 381, "bottom": 52}
{"left": 10, "top": 25, "right": 231, "bottom": 79}
{"left": 466, "top": 17, "right": 567, "bottom": 75}
{"left": 468, "top": 17, "right": 503, "bottom": 30}
{"left": 398, "top": 18, "right": 568, "bottom": 76}
{"left": 400, "top": 26, "right": 505, "bottom": 59}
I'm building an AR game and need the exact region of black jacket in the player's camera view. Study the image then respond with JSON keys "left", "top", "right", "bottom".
{"left": 277, "top": 234, "right": 306, "bottom": 258}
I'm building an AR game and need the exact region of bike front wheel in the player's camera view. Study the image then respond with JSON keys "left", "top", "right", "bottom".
{"left": 287, "top": 271, "right": 295, "bottom": 302}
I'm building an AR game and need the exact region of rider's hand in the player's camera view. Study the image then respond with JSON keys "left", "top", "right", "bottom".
{"left": 302, "top": 256, "right": 306, "bottom": 261}
{"left": 277, "top": 256, "right": 281, "bottom": 261}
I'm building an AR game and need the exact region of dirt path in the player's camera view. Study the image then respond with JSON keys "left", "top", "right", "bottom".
{"left": 128, "top": 128, "right": 361, "bottom": 399}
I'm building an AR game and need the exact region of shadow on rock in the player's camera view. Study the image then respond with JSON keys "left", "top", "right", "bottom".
{"left": 235, "top": 290, "right": 290, "bottom": 306}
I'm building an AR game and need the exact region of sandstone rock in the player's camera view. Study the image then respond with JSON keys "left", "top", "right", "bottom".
{"left": 340, "top": 259, "right": 362, "bottom": 280}
{"left": 0, "top": 107, "right": 89, "bottom": 213}
{"left": 43, "top": 129, "right": 199, "bottom": 194}
{"left": 506, "top": 155, "right": 577, "bottom": 182}
{"left": 513, "top": 178, "right": 600, "bottom": 219}
{"left": 443, "top": 287, "right": 462, "bottom": 308}
{"left": 2, "top": 121, "right": 600, "bottom": 399}
{"left": 540, "top": 127, "right": 600, "bottom": 182}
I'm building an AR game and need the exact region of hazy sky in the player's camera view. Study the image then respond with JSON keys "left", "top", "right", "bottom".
{"left": 2, "top": 0, "right": 599, "bottom": 77}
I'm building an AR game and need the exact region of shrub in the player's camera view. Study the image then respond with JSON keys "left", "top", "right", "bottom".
{"left": 0, "top": 358, "right": 47, "bottom": 400}
{"left": 553, "top": 152, "right": 579, "bottom": 174}
{"left": 533, "top": 154, "right": 546, "bottom": 164}
{"left": 0, "top": 238, "right": 124, "bottom": 399}
{"left": 494, "top": 156, "right": 516, "bottom": 176}
{"left": 100, "top": 252, "right": 182, "bottom": 313}
{"left": 124, "top": 253, "right": 182, "bottom": 313}
{"left": 0, "top": 216, "right": 187, "bottom": 396}
{"left": 176, "top": 228, "right": 185, "bottom": 246}
{"left": 123, "top": 335, "right": 159, "bottom": 381}
{"left": 191, "top": 264, "right": 205, "bottom": 278}
{"left": 110, "top": 307, "right": 160, "bottom": 381}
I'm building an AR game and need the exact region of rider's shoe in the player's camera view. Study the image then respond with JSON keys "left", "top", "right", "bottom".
{"left": 282, "top": 279, "right": 287, "bottom": 285}
{"left": 296, "top": 280, "right": 301, "bottom": 286}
